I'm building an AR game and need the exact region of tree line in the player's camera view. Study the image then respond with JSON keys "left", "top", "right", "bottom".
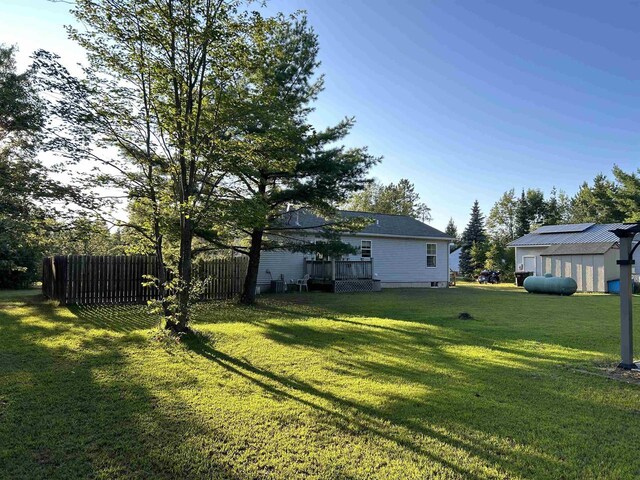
{"left": 453, "top": 167, "right": 640, "bottom": 279}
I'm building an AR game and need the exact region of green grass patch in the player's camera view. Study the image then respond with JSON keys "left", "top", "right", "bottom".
{"left": 2, "top": 285, "right": 640, "bottom": 479}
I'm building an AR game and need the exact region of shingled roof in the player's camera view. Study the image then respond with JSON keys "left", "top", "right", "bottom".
{"left": 277, "top": 209, "right": 452, "bottom": 240}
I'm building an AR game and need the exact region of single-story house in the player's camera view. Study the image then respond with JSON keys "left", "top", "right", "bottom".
{"left": 508, "top": 223, "right": 640, "bottom": 293}
{"left": 449, "top": 247, "right": 461, "bottom": 274}
{"left": 257, "top": 210, "right": 453, "bottom": 292}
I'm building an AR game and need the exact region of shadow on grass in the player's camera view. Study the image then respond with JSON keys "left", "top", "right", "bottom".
{"left": 183, "top": 334, "right": 578, "bottom": 479}
{"left": 251, "top": 286, "right": 629, "bottom": 361}
{"left": 67, "top": 304, "right": 158, "bottom": 332}
{"left": 0, "top": 297, "right": 243, "bottom": 479}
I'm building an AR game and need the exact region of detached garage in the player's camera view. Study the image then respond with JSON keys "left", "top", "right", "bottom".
{"left": 509, "top": 223, "right": 640, "bottom": 293}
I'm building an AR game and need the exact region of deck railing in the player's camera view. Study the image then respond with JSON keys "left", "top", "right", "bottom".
{"left": 305, "top": 259, "right": 373, "bottom": 280}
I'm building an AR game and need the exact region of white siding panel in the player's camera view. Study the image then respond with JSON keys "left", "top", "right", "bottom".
{"left": 572, "top": 256, "right": 583, "bottom": 291}
{"left": 257, "top": 235, "right": 450, "bottom": 289}
{"left": 563, "top": 257, "right": 572, "bottom": 278}
{"left": 341, "top": 235, "right": 450, "bottom": 285}
{"left": 604, "top": 249, "right": 619, "bottom": 282}
{"left": 257, "top": 250, "right": 307, "bottom": 287}
{"left": 543, "top": 256, "right": 551, "bottom": 275}
{"left": 594, "top": 255, "right": 605, "bottom": 292}
{"left": 552, "top": 257, "right": 560, "bottom": 277}
{"left": 584, "top": 256, "right": 594, "bottom": 291}
{"left": 515, "top": 246, "right": 548, "bottom": 276}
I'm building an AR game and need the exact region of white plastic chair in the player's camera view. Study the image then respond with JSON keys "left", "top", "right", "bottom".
{"left": 296, "top": 274, "right": 310, "bottom": 292}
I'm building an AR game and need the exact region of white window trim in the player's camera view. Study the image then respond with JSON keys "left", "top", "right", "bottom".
{"left": 426, "top": 242, "right": 437, "bottom": 268}
{"left": 361, "top": 240, "right": 372, "bottom": 259}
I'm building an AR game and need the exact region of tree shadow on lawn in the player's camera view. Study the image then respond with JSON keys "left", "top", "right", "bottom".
{"left": 256, "top": 288, "right": 631, "bottom": 363}
{"left": 67, "top": 303, "right": 158, "bottom": 333}
{"left": 0, "top": 296, "right": 244, "bottom": 479}
{"left": 182, "top": 333, "right": 629, "bottom": 479}
{"left": 195, "top": 292, "right": 640, "bottom": 477}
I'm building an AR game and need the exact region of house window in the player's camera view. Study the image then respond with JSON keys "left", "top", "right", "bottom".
{"left": 361, "top": 240, "right": 372, "bottom": 258}
{"left": 426, "top": 243, "right": 437, "bottom": 268}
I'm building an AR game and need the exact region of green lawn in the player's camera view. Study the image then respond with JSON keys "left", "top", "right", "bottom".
{"left": 2, "top": 285, "right": 640, "bottom": 479}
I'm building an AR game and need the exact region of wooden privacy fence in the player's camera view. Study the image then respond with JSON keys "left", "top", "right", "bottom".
{"left": 42, "top": 255, "right": 248, "bottom": 305}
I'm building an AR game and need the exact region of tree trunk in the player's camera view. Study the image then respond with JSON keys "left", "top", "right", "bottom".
{"left": 240, "top": 227, "right": 264, "bottom": 305}
{"left": 173, "top": 215, "right": 194, "bottom": 332}
{"left": 155, "top": 235, "right": 173, "bottom": 329}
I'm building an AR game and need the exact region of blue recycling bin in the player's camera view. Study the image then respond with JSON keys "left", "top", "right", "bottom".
{"left": 608, "top": 279, "right": 620, "bottom": 294}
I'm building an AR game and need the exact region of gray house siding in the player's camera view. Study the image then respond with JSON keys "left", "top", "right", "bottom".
{"left": 256, "top": 249, "right": 307, "bottom": 288}
{"left": 515, "top": 246, "right": 549, "bottom": 276}
{"left": 340, "top": 235, "right": 450, "bottom": 287}
{"left": 256, "top": 234, "right": 450, "bottom": 290}
{"left": 541, "top": 254, "right": 606, "bottom": 292}
{"left": 516, "top": 245, "right": 637, "bottom": 293}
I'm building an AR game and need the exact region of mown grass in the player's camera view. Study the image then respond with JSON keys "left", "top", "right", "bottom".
{"left": 1, "top": 285, "right": 640, "bottom": 479}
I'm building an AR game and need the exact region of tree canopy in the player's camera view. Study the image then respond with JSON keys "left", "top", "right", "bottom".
{"left": 197, "top": 15, "right": 378, "bottom": 304}
{"left": 344, "top": 178, "right": 431, "bottom": 221}
{"left": 0, "top": 44, "right": 72, "bottom": 287}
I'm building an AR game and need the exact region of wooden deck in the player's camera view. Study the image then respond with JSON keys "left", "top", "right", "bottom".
{"left": 305, "top": 260, "right": 376, "bottom": 293}
{"left": 305, "top": 260, "right": 373, "bottom": 281}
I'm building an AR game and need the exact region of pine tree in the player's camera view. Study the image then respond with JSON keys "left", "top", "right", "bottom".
{"left": 612, "top": 166, "right": 640, "bottom": 222}
{"left": 459, "top": 200, "right": 487, "bottom": 277}
{"left": 445, "top": 217, "right": 459, "bottom": 252}
{"left": 514, "top": 190, "right": 530, "bottom": 238}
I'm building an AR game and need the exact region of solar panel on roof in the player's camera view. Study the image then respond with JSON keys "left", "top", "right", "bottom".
{"left": 535, "top": 223, "right": 595, "bottom": 234}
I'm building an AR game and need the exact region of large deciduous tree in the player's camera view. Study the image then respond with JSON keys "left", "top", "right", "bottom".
{"left": 487, "top": 189, "right": 517, "bottom": 243}
{"left": 36, "top": 0, "right": 257, "bottom": 332}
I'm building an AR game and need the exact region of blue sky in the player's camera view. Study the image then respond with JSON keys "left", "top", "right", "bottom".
{"left": 2, "top": 0, "right": 639, "bottom": 231}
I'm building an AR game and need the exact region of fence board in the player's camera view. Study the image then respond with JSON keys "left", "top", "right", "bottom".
{"left": 42, "top": 255, "right": 248, "bottom": 305}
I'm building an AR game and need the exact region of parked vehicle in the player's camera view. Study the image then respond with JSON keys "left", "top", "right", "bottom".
{"left": 478, "top": 270, "right": 500, "bottom": 284}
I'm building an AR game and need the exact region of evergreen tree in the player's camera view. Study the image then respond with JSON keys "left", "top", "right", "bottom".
{"left": 469, "top": 241, "right": 488, "bottom": 275}
{"left": 445, "top": 217, "right": 459, "bottom": 252}
{"left": 569, "top": 174, "right": 624, "bottom": 223}
{"left": 612, "top": 166, "right": 640, "bottom": 222}
{"left": 203, "top": 16, "right": 377, "bottom": 304}
{"left": 514, "top": 190, "right": 530, "bottom": 238}
{"left": 459, "top": 200, "right": 487, "bottom": 277}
